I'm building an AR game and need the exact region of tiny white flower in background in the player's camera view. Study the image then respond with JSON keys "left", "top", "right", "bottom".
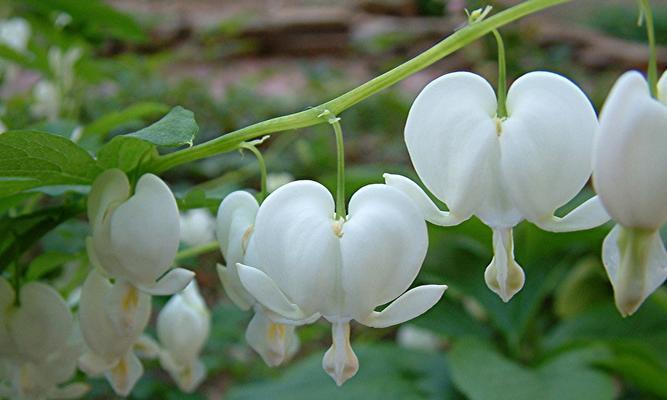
{"left": 386, "top": 71, "right": 609, "bottom": 302}
{"left": 216, "top": 190, "right": 301, "bottom": 367}
{"left": 48, "top": 47, "right": 81, "bottom": 96}
{"left": 0, "top": 277, "right": 89, "bottom": 399}
{"left": 31, "top": 80, "right": 60, "bottom": 122}
{"left": 0, "top": 18, "right": 31, "bottom": 52}
{"left": 0, "top": 118, "right": 6, "bottom": 134}
{"left": 87, "top": 169, "right": 194, "bottom": 295}
{"left": 78, "top": 269, "right": 154, "bottom": 397}
{"left": 593, "top": 70, "right": 667, "bottom": 317}
{"left": 236, "top": 181, "right": 447, "bottom": 385}
{"left": 267, "top": 172, "right": 294, "bottom": 193}
{"left": 396, "top": 325, "right": 441, "bottom": 351}
{"left": 54, "top": 12, "right": 72, "bottom": 29}
{"left": 30, "top": 46, "right": 81, "bottom": 121}
{"left": 157, "top": 280, "right": 210, "bottom": 393}
{"left": 180, "top": 208, "right": 216, "bottom": 247}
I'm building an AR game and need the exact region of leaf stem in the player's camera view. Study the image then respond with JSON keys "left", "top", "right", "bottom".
{"left": 146, "top": 0, "right": 574, "bottom": 173}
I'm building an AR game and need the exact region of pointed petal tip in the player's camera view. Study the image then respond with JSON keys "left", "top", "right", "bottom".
{"left": 139, "top": 268, "right": 195, "bottom": 296}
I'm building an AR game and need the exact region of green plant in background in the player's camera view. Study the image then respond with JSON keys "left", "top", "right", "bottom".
{"left": 0, "top": 0, "right": 666, "bottom": 399}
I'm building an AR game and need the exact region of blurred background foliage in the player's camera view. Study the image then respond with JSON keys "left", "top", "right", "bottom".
{"left": 1, "top": 0, "right": 667, "bottom": 399}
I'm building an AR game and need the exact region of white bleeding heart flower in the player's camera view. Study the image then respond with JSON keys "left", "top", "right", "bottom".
{"left": 180, "top": 209, "right": 216, "bottom": 247}
{"left": 0, "top": 277, "right": 88, "bottom": 400}
{"left": 216, "top": 190, "right": 300, "bottom": 366}
{"left": 592, "top": 70, "right": 667, "bottom": 316}
{"left": 0, "top": 18, "right": 30, "bottom": 53}
{"left": 87, "top": 169, "right": 194, "bottom": 296}
{"left": 78, "top": 269, "right": 152, "bottom": 397}
{"left": 157, "top": 280, "right": 210, "bottom": 393}
{"left": 386, "top": 71, "right": 609, "bottom": 302}
{"left": 236, "top": 181, "right": 447, "bottom": 386}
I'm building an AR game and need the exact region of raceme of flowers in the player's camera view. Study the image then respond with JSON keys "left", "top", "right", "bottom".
{"left": 3, "top": 67, "right": 666, "bottom": 397}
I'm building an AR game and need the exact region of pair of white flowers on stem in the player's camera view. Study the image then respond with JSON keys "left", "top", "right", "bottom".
{"left": 80, "top": 169, "right": 209, "bottom": 395}
{"left": 387, "top": 68, "right": 667, "bottom": 316}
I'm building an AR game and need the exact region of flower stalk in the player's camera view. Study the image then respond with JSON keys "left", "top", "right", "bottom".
{"left": 639, "top": 0, "right": 658, "bottom": 98}
{"left": 492, "top": 29, "right": 508, "bottom": 118}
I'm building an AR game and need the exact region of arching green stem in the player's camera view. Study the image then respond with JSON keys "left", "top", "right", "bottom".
{"left": 492, "top": 29, "right": 508, "bottom": 118}
{"left": 241, "top": 143, "right": 268, "bottom": 202}
{"left": 145, "top": 0, "right": 574, "bottom": 174}
{"left": 639, "top": 0, "right": 658, "bottom": 98}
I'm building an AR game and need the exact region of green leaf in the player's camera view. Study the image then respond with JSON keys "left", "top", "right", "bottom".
{"left": 0, "top": 130, "right": 102, "bottom": 196}
{"left": 449, "top": 338, "right": 615, "bottom": 400}
{"left": 96, "top": 136, "right": 157, "bottom": 173}
{"left": 0, "top": 43, "right": 37, "bottom": 70}
{"left": 81, "top": 102, "right": 170, "bottom": 140}
{"left": 26, "top": 251, "right": 80, "bottom": 281}
{"left": 226, "top": 344, "right": 457, "bottom": 400}
{"left": 543, "top": 300, "right": 667, "bottom": 368}
{"left": 596, "top": 351, "right": 667, "bottom": 397}
{"left": 0, "top": 203, "right": 84, "bottom": 273}
{"left": 18, "top": 0, "right": 146, "bottom": 42}
{"left": 126, "top": 106, "right": 198, "bottom": 147}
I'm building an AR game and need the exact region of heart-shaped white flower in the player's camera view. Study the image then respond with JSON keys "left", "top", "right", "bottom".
{"left": 236, "top": 181, "right": 446, "bottom": 385}
{"left": 387, "top": 71, "right": 609, "bottom": 302}
{"left": 87, "top": 169, "right": 193, "bottom": 295}
{"left": 157, "top": 280, "right": 210, "bottom": 393}
{"left": 0, "top": 277, "right": 88, "bottom": 400}
{"left": 593, "top": 70, "right": 667, "bottom": 316}
{"left": 78, "top": 269, "right": 152, "bottom": 397}
{"left": 216, "top": 190, "right": 301, "bottom": 367}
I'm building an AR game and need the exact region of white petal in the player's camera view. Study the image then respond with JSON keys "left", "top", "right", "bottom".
{"left": 405, "top": 71, "right": 498, "bottom": 220}
{"left": 105, "top": 351, "right": 143, "bottom": 397}
{"left": 602, "top": 225, "right": 667, "bottom": 317}
{"left": 248, "top": 180, "right": 339, "bottom": 316}
{"left": 322, "top": 321, "right": 358, "bottom": 386}
{"left": 79, "top": 270, "right": 151, "bottom": 361}
{"left": 157, "top": 283, "right": 210, "bottom": 365}
{"left": 340, "top": 184, "right": 429, "bottom": 319}
{"left": 110, "top": 173, "right": 180, "bottom": 286}
{"left": 593, "top": 71, "right": 667, "bottom": 229}
{"left": 245, "top": 310, "right": 299, "bottom": 367}
{"left": 358, "top": 285, "right": 447, "bottom": 328}
{"left": 533, "top": 195, "right": 610, "bottom": 232}
{"left": 9, "top": 281, "right": 72, "bottom": 362}
{"left": 158, "top": 351, "right": 206, "bottom": 393}
{"left": 217, "top": 264, "right": 254, "bottom": 310}
{"left": 658, "top": 70, "right": 667, "bottom": 105}
{"left": 484, "top": 228, "right": 525, "bottom": 302}
{"left": 237, "top": 263, "right": 310, "bottom": 321}
{"left": 383, "top": 173, "right": 468, "bottom": 226}
{"left": 108, "top": 279, "right": 147, "bottom": 337}
{"left": 134, "top": 335, "right": 161, "bottom": 359}
{"left": 501, "top": 72, "right": 598, "bottom": 221}
{"left": 137, "top": 267, "right": 194, "bottom": 296}
{"left": 216, "top": 191, "right": 259, "bottom": 310}
{"left": 79, "top": 351, "right": 117, "bottom": 376}
{"left": 87, "top": 169, "right": 129, "bottom": 231}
